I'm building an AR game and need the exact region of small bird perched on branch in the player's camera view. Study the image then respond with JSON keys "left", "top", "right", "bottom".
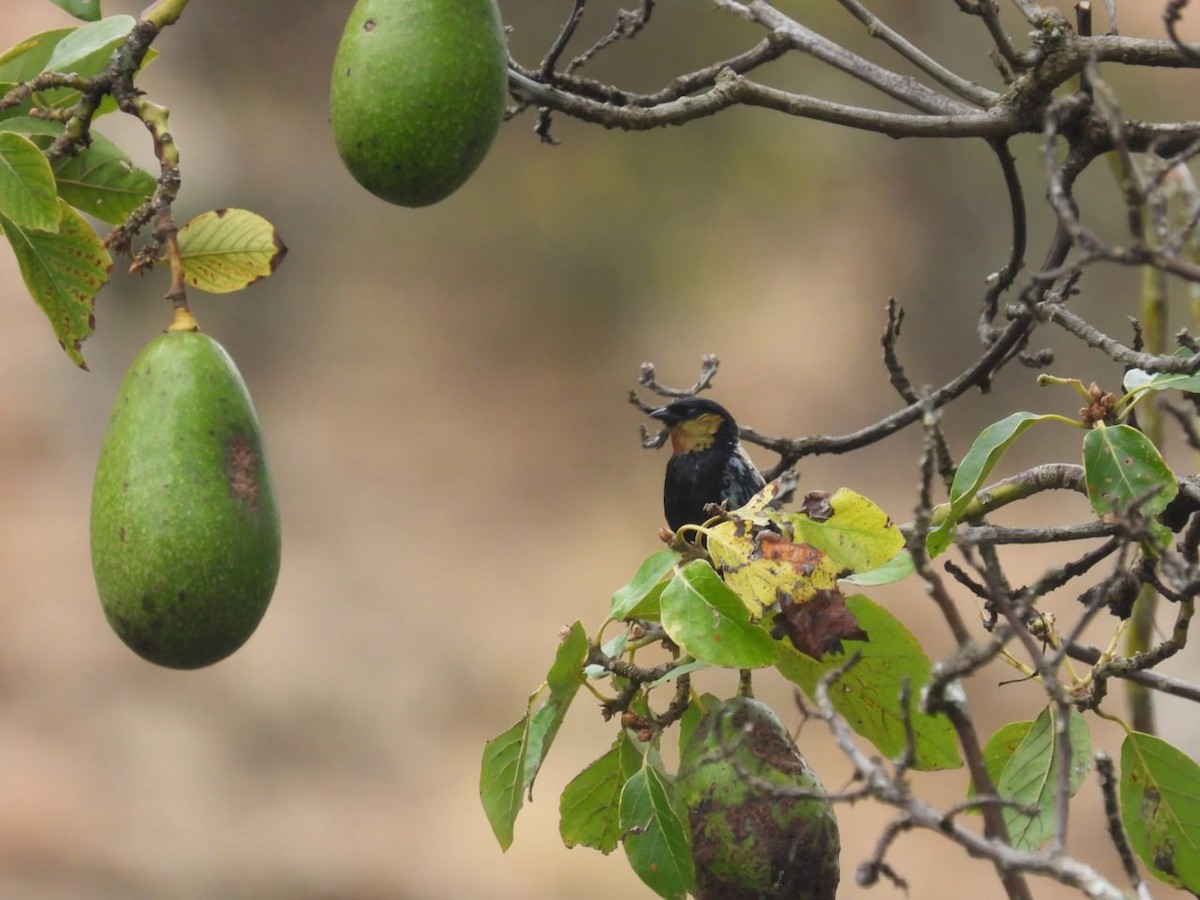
{"left": 649, "top": 397, "right": 766, "bottom": 532}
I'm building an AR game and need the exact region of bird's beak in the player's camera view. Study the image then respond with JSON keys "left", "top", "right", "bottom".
{"left": 648, "top": 406, "right": 672, "bottom": 424}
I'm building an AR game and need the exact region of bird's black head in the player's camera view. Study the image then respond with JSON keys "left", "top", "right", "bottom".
{"left": 649, "top": 397, "right": 739, "bottom": 454}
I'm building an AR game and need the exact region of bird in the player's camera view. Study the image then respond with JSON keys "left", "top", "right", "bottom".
{"left": 648, "top": 397, "right": 766, "bottom": 532}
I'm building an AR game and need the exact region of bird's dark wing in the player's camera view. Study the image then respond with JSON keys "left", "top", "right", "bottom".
{"left": 721, "top": 444, "right": 766, "bottom": 511}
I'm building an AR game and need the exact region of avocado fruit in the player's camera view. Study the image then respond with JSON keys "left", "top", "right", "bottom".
{"left": 330, "top": 0, "right": 508, "bottom": 207}
{"left": 90, "top": 332, "right": 280, "bottom": 669}
{"left": 677, "top": 697, "right": 841, "bottom": 900}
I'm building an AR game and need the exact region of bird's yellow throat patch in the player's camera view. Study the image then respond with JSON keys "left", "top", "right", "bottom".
{"left": 670, "top": 412, "right": 723, "bottom": 453}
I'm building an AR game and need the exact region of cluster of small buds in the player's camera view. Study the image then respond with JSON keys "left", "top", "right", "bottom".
{"left": 1079, "top": 381, "right": 1118, "bottom": 426}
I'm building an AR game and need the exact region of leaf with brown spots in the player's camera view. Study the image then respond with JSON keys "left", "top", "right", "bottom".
{"left": 175, "top": 208, "right": 288, "bottom": 293}
{"left": 708, "top": 487, "right": 901, "bottom": 619}
{"left": 707, "top": 525, "right": 842, "bottom": 619}
{"left": 0, "top": 197, "right": 109, "bottom": 367}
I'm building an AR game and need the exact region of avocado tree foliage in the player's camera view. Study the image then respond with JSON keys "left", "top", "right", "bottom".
{"left": 0, "top": 0, "right": 286, "bottom": 365}
{"left": 7, "top": 0, "right": 1200, "bottom": 897}
{"left": 483, "top": 2, "right": 1200, "bottom": 899}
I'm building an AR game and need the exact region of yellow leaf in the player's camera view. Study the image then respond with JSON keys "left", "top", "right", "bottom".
{"left": 175, "top": 208, "right": 287, "bottom": 293}
{"left": 708, "top": 487, "right": 903, "bottom": 620}
{"left": 709, "top": 526, "right": 841, "bottom": 619}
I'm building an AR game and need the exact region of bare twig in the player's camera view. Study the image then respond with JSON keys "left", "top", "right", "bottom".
{"left": 1095, "top": 751, "right": 1152, "bottom": 899}
{"left": 836, "top": 0, "right": 997, "bottom": 106}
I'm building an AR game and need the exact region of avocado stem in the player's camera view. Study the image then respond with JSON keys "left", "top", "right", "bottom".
{"left": 168, "top": 306, "right": 198, "bottom": 333}
{"left": 156, "top": 207, "right": 198, "bottom": 332}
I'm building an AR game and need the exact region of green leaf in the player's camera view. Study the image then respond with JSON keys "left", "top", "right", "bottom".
{"left": 647, "top": 658, "right": 709, "bottom": 688}
{"left": 1, "top": 116, "right": 154, "bottom": 223}
{"left": 1123, "top": 348, "right": 1200, "bottom": 396}
{"left": 480, "top": 713, "right": 531, "bottom": 851}
{"left": 559, "top": 731, "right": 641, "bottom": 853}
{"left": 0, "top": 131, "right": 59, "bottom": 231}
{"left": 524, "top": 621, "right": 589, "bottom": 792}
{"left": 0, "top": 24, "right": 155, "bottom": 119}
{"left": 992, "top": 706, "right": 1091, "bottom": 851}
{"left": 585, "top": 630, "right": 628, "bottom": 679}
{"left": 44, "top": 14, "right": 133, "bottom": 74}
{"left": 928, "top": 411, "right": 1055, "bottom": 556}
{"left": 610, "top": 549, "right": 680, "bottom": 621}
{"left": 1, "top": 198, "right": 109, "bottom": 367}
{"left": 1083, "top": 424, "right": 1177, "bottom": 521}
{"left": 969, "top": 720, "right": 1033, "bottom": 807}
{"left": 175, "top": 208, "right": 288, "bottom": 293}
{"left": 0, "top": 31, "right": 75, "bottom": 122}
{"left": 660, "top": 560, "right": 776, "bottom": 669}
{"left": 774, "top": 594, "right": 961, "bottom": 771}
{"left": 676, "top": 697, "right": 707, "bottom": 757}
{"left": 780, "top": 488, "right": 905, "bottom": 574}
{"left": 478, "top": 621, "right": 589, "bottom": 851}
{"left": 620, "top": 761, "right": 694, "bottom": 899}
{"left": 1121, "top": 731, "right": 1200, "bottom": 892}
{"left": 50, "top": 0, "right": 103, "bottom": 22}
{"left": 843, "top": 548, "right": 914, "bottom": 587}
{"left": 622, "top": 581, "right": 666, "bottom": 622}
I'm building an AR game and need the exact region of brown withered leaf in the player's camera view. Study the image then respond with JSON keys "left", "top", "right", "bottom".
{"left": 799, "top": 490, "right": 835, "bottom": 522}
{"left": 770, "top": 587, "right": 868, "bottom": 660}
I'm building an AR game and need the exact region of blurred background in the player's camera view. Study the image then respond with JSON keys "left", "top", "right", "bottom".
{"left": 1, "top": 1, "right": 1199, "bottom": 897}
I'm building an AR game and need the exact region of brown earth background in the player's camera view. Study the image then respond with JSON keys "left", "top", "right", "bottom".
{"left": 1, "top": 2, "right": 1199, "bottom": 898}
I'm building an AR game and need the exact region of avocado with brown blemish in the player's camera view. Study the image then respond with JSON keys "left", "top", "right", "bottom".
{"left": 90, "top": 332, "right": 280, "bottom": 669}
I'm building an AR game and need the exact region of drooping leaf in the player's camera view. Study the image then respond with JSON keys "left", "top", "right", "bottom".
{"left": 175, "top": 208, "right": 288, "bottom": 293}
{"left": 1083, "top": 424, "right": 1177, "bottom": 522}
{"left": 992, "top": 706, "right": 1092, "bottom": 851}
{"left": 770, "top": 587, "right": 867, "bottom": 660}
{"left": 559, "top": 731, "right": 642, "bottom": 854}
{"left": 1121, "top": 731, "right": 1200, "bottom": 892}
{"left": 660, "top": 560, "right": 776, "bottom": 669}
{"left": 620, "top": 761, "right": 694, "bottom": 899}
{"left": 44, "top": 15, "right": 134, "bottom": 74}
{"left": 1, "top": 197, "right": 109, "bottom": 367}
{"left": 774, "top": 594, "right": 961, "bottom": 771}
{"left": 480, "top": 713, "right": 531, "bottom": 851}
{"left": 928, "top": 411, "right": 1056, "bottom": 556}
{"left": 50, "top": 0, "right": 103, "bottom": 22}
{"left": 478, "top": 621, "right": 588, "bottom": 851}
{"left": 1, "top": 116, "right": 154, "bottom": 223}
{"left": 0, "top": 131, "right": 59, "bottom": 231}
{"left": 523, "top": 621, "right": 589, "bottom": 794}
{"left": 610, "top": 549, "right": 680, "bottom": 621}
